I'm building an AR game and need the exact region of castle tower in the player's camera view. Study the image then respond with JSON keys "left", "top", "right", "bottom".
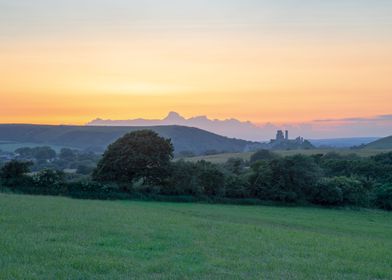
{"left": 285, "top": 130, "right": 289, "bottom": 140}
{"left": 276, "top": 130, "right": 284, "bottom": 141}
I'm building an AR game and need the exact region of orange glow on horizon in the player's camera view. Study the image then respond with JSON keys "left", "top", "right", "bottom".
{"left": 1, "top": 32, "right": 391, "bottom": 125}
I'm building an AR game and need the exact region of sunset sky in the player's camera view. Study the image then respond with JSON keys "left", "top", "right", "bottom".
{"left": 1, "top": 0, "right": 391, "bottom": 129}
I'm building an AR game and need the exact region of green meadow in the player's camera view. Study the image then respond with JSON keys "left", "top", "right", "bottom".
{"left": 0, "top": 194, "right": 391, "bottom": 279}
{"left": 185, "top": 148, "right": 392, "bottom": 163}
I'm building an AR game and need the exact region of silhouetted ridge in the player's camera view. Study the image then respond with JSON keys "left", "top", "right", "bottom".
{"left": 0, "top": 124, "right": 255, "bottom": 154}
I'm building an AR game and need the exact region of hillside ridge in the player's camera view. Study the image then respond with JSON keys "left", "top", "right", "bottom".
{"left": 0, "top": 124, "right": 255, "bottom": 154}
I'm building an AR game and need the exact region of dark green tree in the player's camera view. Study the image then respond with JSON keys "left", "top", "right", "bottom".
{"left": 375, "top": 184, "right": 392, "bottom": 210}
{"left": 163, "top": 160, "right": 201, "bottom": 195}
{"left": 59, "top": 148, "right": 77, "bottom": 161}
{"left": 93, "top": 130, "right": 174, "bottom": 185}
{"left": 33, "top": 169, "right": 65, "bottom": 194}
{"left": 15, "top": 147, "right": 33, "bottom": 158}
{"left": 224, "top": 158, "right": 245, "bottom": 175}
{"left": 32, "top": 146, "right": 56, "bottom": 161}
{"left": 0, "top": 160, "right": 32, "bottom": 180}
{"left": 195, "top": 161, "right": 225, "bottom": 196}
{"left": 0, "top": 160, "right": 33, "bottom": 188}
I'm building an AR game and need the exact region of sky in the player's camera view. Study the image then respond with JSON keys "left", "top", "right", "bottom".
{"left": 0, "top": 0, "right": 391, "bottom": 137}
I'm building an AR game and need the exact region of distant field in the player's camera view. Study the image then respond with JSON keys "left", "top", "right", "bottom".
{"left": 0, "top": 194, "right": 391, "bottom": 279}
{"left": 185, "top": 148, "right": 392, "bottom": 163}
{"left": 0, "top": 141, "right": 69, "bottom": 153}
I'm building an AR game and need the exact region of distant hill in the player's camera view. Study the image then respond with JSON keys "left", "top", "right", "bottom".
{"left": 87, "top": 111, "right": 392, "bottom": 141}
{"left": 363, "top": 135, "right": 392, "bottom": 149}
{"left": 87, "top": 111, "right": 267, "bottom": 141}
{"left": 0, "top": 124, "right": 255, "bottom": 155}
{"left": 309, "top": 137, "right": 380, "bottom": 148}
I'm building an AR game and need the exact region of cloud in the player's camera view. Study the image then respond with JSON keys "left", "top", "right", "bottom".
{"left": 313, "top": 114, "right": 392, "bottom": 123}
{"left": 88, "top": 112, "right": 392, "bottom": 141}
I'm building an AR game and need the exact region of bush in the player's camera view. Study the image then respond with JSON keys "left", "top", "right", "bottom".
{"left": 224, "top": 174, "right": 249, "bottom": 198}
{"left": 163, "top": 160, "right": 201, "bottom": 195}
{"left": 0, "top": 160, "right": 33, "bottom": 189}
{"left": 166, "top": 160, "right": 226, "bottom": 197}
{"left": 375, "top": 184, "right": 392, "bottom": 210}
{"left": 311, "top": 178, "right": 344, "bottom": 206}
{"left": 66, "top": 181, "right": 125, "bottom": 200}
{"left": 196, "top": 161, "right": 225, "bottom": 196}
{"left": 249, "top": 155, "right": 321, "bottom": 202}
{"left": 315, "top": 176, "right": 370, "bottom": 207}
{"left": 223, "top": 158, "right": 246, "bottom": 175}
{"left": 33, "top": 169, "right": 66, "bottom": 195}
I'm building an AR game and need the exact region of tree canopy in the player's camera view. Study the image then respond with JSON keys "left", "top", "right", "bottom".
{"left": 93, "top": 130, "right": 174, "bottom": 184}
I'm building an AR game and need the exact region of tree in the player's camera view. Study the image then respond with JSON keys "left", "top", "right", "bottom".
{"left": 311, "top": 178, "right": 344, "bottom": 206}
{"left": 32, "top": 147, "right": 56, "bottom": 161}
{"left": 163, "top": 160, "right": 201, "bottom": 195}
{"left": 15, "top": 147, "right": 33, "bottom": 158}
{"left": 0, "top": 160, "right": 33, "bottom": 188}
{"left": 59, "top": 148, "right": 77, "bottom": 161}
{"left": 195, "top": 161, "right": 225, "bottom": 196}
{"left": 249, "top": 155, "right": 321, "bottom": 202}
{"left": 93, "top": 130, "right": 174, "bottom": 185}
{"left": 224, "top": 174, "right": 249, "bottom": 198}
{"left": 33, "top": 169, "right": 65, "bottom": 193}
{"left": 224, "top": 158, "right": 245, "bottom": 175}
{"left": 0, "top": 160, "right": 32, "bottom": 180}
{"left": 375, "top": 184, "right": 392, "bottom": 210}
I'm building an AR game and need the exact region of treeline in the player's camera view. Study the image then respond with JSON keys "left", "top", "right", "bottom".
{"left": 1, "top": 130, "right": 391, "bottom": 210}
{"left": 10, "top": 146, "right": 100, "bottom": 175}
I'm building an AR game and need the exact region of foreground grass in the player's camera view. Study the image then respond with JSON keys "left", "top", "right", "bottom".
{"left": 0, "top": 194, "right": 391, "bottom": 279}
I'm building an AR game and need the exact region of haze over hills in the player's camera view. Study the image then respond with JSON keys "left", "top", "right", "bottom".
{"left": 88, "top": 112, "right": 263, "bottom": 141}
{"left": 88, "top": 112, "right": 389, "bottom": 144}
{"left": 0, "top": 124, "right": 255, "bottom": 155}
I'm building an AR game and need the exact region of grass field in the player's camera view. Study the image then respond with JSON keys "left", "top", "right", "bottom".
{"left": 185, "top": 148, "right": 392, "bottom": 163}
{"left": 1, "top": 194, "right": 391, "bottom": 279}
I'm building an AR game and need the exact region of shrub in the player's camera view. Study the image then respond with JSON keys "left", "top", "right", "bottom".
{"left": 224, "top": 174, "right": 249, "bottom": 198}
{"left": 311, "top": 178, "right": 344, "bottom": 206}
{"left": 163, "top": 160, "right": 201, "bottom": 195}
{"left": 375, "top": 184, "right": 392, "bottom": 210}
{"left": 33, "top": 169, "right": 65, "bottom": 195}
{"left": 316, "top": 176, "right": 370, "bottom": 207}
{"left": 196, "top": 161, "right": 225, "bottom": 196}
{"left": 223, "top": 158, "right": 246, "bottom": 175}
{"left": 0, "top": 160, "right": 33, "bottom": 189}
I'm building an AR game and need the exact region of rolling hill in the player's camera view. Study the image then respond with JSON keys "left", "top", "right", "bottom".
{"left": 0, "top": 124, "right": 255, "bottom": 155}
{"left": 363, "top": 135, "right": 392, "bottom": 149}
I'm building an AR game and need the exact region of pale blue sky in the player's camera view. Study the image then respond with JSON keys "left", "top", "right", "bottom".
{"left": 1, "top": 0, "right": 391, "bottom": 38}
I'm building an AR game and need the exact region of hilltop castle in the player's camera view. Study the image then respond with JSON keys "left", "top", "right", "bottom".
{"left": 269, "top": 130, "right": 312, "bottom": 150}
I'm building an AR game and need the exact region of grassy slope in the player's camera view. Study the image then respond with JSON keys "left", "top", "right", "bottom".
{"left": 0, "top": 124, "right": 252, "bottom": 154}
{"left": 1, "top": 194, "right": 391, "bottom": 279}
{"left": 185, "top": 148, "right": 392, "bottom": 163}
{"left": 365, "top": 136, "right": 392, "bottom": 149}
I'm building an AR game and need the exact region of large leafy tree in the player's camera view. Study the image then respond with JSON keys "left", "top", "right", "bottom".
{"left": 93, "top": 130, "right": 174, "bottom": 185}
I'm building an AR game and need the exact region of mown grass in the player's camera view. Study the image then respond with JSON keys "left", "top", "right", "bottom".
{"left": 0, "top": 194, "right": 391, "bottom": 279}
{"left": 184, "top": 148, "right": 392, "bottom": 163}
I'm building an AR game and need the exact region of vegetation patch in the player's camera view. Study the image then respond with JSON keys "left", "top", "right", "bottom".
{"left": 0, "top": 194, "right": 391, "bottom": 279}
